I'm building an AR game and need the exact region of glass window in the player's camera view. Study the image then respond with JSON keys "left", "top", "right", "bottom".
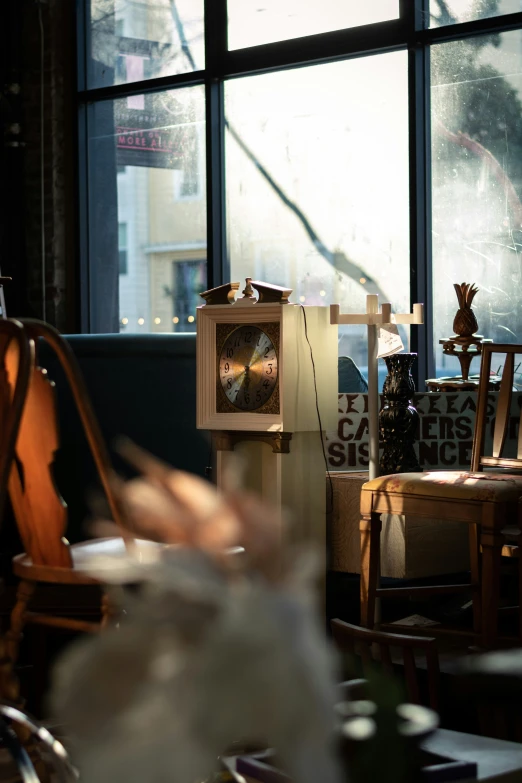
{"left": 225, "top": 52, "right": 409, "bottom": 374}
{"left": 87, "top": 0, "right": 204, "bottom": 90}
{"left": 431, "top": 29, "right": 522, "bottom": 377}
{"left": 118, "top": 221, "right": 128, "bottom": 274}
{"left": 227, "top": 0, "right": 399, "bottom": 51}
{"left": 429, "top": 0, "right": 522, "bottom": 29}
{"left": 87, "top": 85, "right": 206, "bottom": 333}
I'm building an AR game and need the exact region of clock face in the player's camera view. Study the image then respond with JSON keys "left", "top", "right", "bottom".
{"left": 219, "top": 325, "right": 278, "bottom": 412}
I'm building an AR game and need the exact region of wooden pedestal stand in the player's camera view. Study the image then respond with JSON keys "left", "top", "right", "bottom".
{"left": 197, "top": 281, "right": 338, "bottom": 557}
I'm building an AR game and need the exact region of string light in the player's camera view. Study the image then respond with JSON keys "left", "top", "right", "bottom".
{"left": 173, "top": 316, "right": 179, "bottom": 324}
{"left": 121, "top": 317, "right": 128, "bottom": 325}
{"left": 138, "top": 317, "right": 145, "bottom": 325}
{"left": 154, "top": 317, "right": 161, "bottom": 325}
{"left": 360, "top": 277, "right": 367, "bottom": 284}
{"left": 188, "top": 315, "right": 195, "bottom": 323}
{"left": 319, "top": 290, "right": 326, "bottom": 297}
{"left": 299, "top": 296, "right": 306, "bottom": 303}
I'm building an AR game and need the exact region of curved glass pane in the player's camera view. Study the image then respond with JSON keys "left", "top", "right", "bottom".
{"left": 431, "top": 30, "right": 522, "bottom": 377}
{"left": 429, "top": 0, "right": 522, "bottom": 29}
{"left": 87, "top": 0, "right": 204, "bottom": 90}
{"left": 226, "top": 52, "right": 409, "bottom": 377}
{"left": 227, "top": 0, "right": 399, "bottom": 51}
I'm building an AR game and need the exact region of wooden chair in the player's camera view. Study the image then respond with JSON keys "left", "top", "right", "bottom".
{"left": 331, "top": 618, "right": 440, "bottom": 711}
{"left": 360, "top": 343, "right": 522, "bottom": 648}
{"left": 0, "top": 320, "right": 35, "bottom": 706}
{"left": 456, "top": 648, "right": 522, "bottom": 741}
{"left": 3, "top": 319, "right": 140, "bottom": 667}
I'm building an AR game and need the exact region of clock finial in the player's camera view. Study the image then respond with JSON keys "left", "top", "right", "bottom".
{"left": 232, "top": 277, "right": 258, "bottom": 306}
{"left": 242, "top": 278, "right": 255, "bottom": 299}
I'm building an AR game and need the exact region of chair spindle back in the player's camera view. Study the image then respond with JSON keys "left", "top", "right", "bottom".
{"left": 331, "top": 619, "right": 440, "bottom": 711}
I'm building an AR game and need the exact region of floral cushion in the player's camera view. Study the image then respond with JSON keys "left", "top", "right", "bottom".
{"left": 362, "top": 472, "right": 522, "bottom": 503}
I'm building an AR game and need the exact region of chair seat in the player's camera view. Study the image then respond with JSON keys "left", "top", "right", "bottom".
{"left": 12, "top": 537, "right": 163, "bottom": 584}
{"left": 362, "top": 471, "right": 522, "bottom": 503}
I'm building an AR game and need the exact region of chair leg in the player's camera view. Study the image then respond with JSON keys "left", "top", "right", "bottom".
{"left": 468, "top": 523, "right": 482, "bottom": 636}
{"left": 6, "top": 580, "right": 35, "bottom": 665}
{"left": 100, "top": 591, "right": 112, "bottom": 629}
{"left": 0, "top": 634, "right": 23, "bottom": 706}
{"left": 480, "top": 531, "right": 502, "bottom": 649}
{"left": 360, "top": 511, "right": 382, "bottom": 629}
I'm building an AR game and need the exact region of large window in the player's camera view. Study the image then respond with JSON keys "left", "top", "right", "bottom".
{"left": 77, "top": 0, "right": 522, "bottom": 387}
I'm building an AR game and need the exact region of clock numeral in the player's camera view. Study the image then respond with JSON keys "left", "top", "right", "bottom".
{"left": 224, "top": 362, "right": 230, "bottom": 373}
{"left": 244, "top": 393, "right": 250, "bottom": 404}
{"left": 266, "top": 363, "right": 273, "bottom": 375}
{"left": 234, "top": 337, "right": 241, "bottom": 347}
{"left": 263, "top": 379, "right": 270, "bottom": 389}
{"left": 227, "top": 378, "right": 232, "bottom": 389}
{"left": 256, "top": 390, "right": 261, "bottom": 402}
{"left": 244, "top": 331, "right": 252, "bottom": 343}
{"left": 226, "top": 347, "right": 233, "bottom": 358}
{"left": 264, "top": 346, "right": 270, "bottom": 357}
{"left": 235, "top": 389, "right": 240, "bottom": 399}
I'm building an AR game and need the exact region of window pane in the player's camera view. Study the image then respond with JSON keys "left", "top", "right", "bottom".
{"left": 429, "top": 0, "right": 522, "bottom": 29}
{"left": 225, "top": 53, "right": 409, "bottom": 377}
{"left": 87, "top": 86, "right": 206, "bottom": 332}
{"left": 431, "top": 30, "right": 522, "bottom": 377}
{"left": 227, "top": 0, "right": 399, "bottom": 50}
{"left": 87, "top": 0, "right": 204, "bottom": 90}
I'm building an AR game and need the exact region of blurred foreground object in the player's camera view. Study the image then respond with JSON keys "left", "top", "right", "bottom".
{"left": 50, "top": 443, "right": 342, "bottom": 783}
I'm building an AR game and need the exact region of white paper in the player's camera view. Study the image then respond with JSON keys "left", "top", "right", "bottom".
{"left": 377, "top": 323, "right": 404, "bottom": 359}
{"left": 390, "top": 614, "right": 440, "bottom": 627}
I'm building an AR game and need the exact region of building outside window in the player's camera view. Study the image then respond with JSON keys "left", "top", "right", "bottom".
{"left": 78, "top": 0, "right": 522, "bottom": 386}
{"left": 118, "top": 222, "right": 128, "bottom": 274}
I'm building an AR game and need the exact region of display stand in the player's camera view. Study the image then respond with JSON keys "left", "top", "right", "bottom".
{"left": 330, "top": 296, "right": 424, "bottom": 480}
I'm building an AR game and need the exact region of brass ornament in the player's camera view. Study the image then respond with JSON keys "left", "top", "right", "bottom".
{"left": 452, "top": 282, "right": 479, "bottom": 339}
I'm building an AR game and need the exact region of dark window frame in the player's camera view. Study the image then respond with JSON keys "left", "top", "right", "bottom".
{"left": 76, "top": 0, "right": 522, "bottom": 387}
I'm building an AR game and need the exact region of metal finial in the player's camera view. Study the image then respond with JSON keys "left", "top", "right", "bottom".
{"left": 242, "top": 278, "right": 255, "bottom": 299}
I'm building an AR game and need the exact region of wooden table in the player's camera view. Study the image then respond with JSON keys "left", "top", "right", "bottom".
{"left": 225, "top": 729, "right": 522, "bottom": 782}
{"left": 422, "top": 728, "right": 522, "bottom": 780}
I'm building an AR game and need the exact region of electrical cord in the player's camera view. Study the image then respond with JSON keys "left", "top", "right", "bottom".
{"left": 300, "top": 304, "right": 334, "bottom": 516}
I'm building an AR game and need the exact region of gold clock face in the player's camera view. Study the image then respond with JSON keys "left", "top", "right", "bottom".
{"left": 218, "top": 324, "right": 278, "bottom": 412}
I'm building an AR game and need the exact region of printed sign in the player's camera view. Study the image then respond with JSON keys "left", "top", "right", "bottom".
{"left": 326, "top": 392, "right": 522, "bottom": 471}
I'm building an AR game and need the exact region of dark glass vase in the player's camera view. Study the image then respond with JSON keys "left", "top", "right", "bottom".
{"left": 379, "top": 353, "right": 421, "bottom": 475}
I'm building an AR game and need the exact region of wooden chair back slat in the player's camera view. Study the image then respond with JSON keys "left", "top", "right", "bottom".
{"left": 425, "top": 648, "right": 441, "bottom": 713}
{"left": 358, "top": 640, "right": 373, "bottom": 669}
{"left": 493, "top": 352, "right": 514, "bottom": 458}
{"left": 518, "top": 401, "right": 522, "bottom": 459}
{"left": 0, "top": 322, "right": 34, "bottom": 530}
{"left": 471, "top": 343, "right": 493, "bottom": 471}
{"left": 472, "top": 343, "right": 522, "bottom": 472}
{"left": 379, "top": 643, "right": 394, "bottom": 676}
{"left": 402, "top": 647, "right": 421, "bottom": 704}
{"left": 331, "top": 619, "right": 440, "bottom": 711}
{"left": 8, "top": 363, "right": 71, "bottom": 568}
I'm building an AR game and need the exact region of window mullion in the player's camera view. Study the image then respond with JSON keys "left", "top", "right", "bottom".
{"left": 407, "top": 0, "right": 433, "bottom": 389}
{"left": 205, "top": 0, "right": 228, "bottom": 289}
